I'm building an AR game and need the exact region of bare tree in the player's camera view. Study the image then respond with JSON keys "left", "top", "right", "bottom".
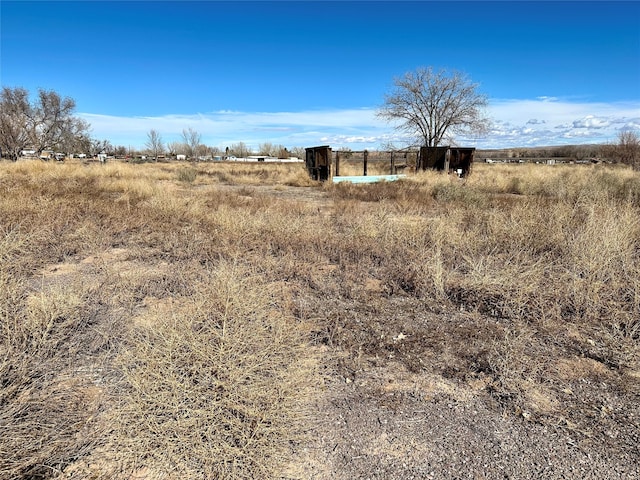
{"left": 0, "top": 87, "right": 31, "bottom": 160}
{"left": 290, "top": 146, "right": 306, "bottom": 160}
{"left": 377, "top": 67, "right": 489, "bottom": 147}
{"left": 59, "top": 118, "right": 92, "bottom": 155}
{"left": 114, "top": 145, "right": 128, "bottom": 157}
{"left": 275, "top": 146, "right": 289, "bottom": 159}
{"left": 145, "top": 129, "right": 165, "bottom": 161}
{"left": 257, "top": 142, "right": 289, "bottom": 157}
{"left": 617, "top": 130, "right": 640, "bottom": 169}
{"left": 166, "top": 141, "right": 183, "bottom": 157}
{"left": 90, "top": 139, "right": 112, "bottom": 157}
{"left": 181, "top": 127, "right": 201, "bottom": 161}
{"left": 229, "top": 142, "right": 250, "bottom": 158}
{"left": 0, "top": 87, "right": 91, "bottom": 160}
{"left": 258, "top": 142, "right": 274, "bottom": 156}
{"left": 31, "top": 89, "right": 79, "bottom": 154}
{"left": 600, "top": 130, "right": 640, "bottom": 167}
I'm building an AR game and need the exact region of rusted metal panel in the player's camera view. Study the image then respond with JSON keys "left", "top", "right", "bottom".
{"left": 418, "top": 146, "right": 475, "bottom": 177}
{"left": 305, "top": 146, "right": 332, "bottom": 181}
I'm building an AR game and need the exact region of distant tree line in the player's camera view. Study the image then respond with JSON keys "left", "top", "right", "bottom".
{"left": 3, "top": 82, "right": 638, "bottom": 169}
{"left": 0, "top": 86, "right": 307, "bottom": 163}
{"left": 143, "top": 131, "right": 302, "bottom": 162}
{"left": 0, "top": 86, "right": 117, "bottom": 161}
{"left": 478, "top": 132, "right": 640, "bottom": 168}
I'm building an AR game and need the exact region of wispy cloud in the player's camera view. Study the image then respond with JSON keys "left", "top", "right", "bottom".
{"left": 463, "top": 98, "right": 640, "bottom": 148}
{"left": 80, "top": 98, "right": 640, "bottom": 151}
{"left": 79, "top": 108, "right": 390, "bottom": 150}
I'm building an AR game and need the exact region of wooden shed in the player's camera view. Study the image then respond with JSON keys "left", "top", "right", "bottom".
{"left": 305, "top": 146, "right": 332, "bottom": 181}
{"left": 418, "top": 146, "right": 475, "bottom": 177}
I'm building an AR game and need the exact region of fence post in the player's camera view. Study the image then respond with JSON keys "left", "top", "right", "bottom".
{"left": 335, "top": 151, "right": 340, "bottom": 177}
{"left": 390, "top": 151, "right": 395, "bottom": 174}
{"left": 363, "top": 150, "right": 368, "bottom": 176}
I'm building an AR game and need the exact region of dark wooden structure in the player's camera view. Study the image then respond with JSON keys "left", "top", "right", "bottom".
{"left": 418, "top": 146, "right": 475, "bottom": 177}
{"left": 304, "top": 146, "right": 419, "bottom": 181}
{"left": 305, "top": 146, "right": 332, "bottom": 181}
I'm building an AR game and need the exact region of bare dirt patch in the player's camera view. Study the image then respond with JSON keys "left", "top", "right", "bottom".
{"left": 291, "top": 293, "right": 640, "bottom": 479}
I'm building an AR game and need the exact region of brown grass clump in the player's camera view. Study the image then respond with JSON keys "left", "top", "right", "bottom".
{"left": 106, "top": 261, "right": 315, "bottom": 479}
{"left": 0, "top": 233, "right": 107, "bottom": 478}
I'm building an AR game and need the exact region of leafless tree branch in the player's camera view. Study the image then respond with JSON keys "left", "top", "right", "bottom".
{"left": 377, "top": 67, "right": 490, "bottom": 147}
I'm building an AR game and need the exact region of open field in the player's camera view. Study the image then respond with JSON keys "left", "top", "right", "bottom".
{"left": 1, "top": 159, "right": 639, "bottom": 479}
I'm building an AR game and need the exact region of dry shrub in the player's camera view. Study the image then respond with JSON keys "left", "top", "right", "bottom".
{"left": 329, "top": 179, "right": 425, "bottom": 204}
{"left": 191, "top": 162, "right": 313, "bottom": 187}
{"left": 559, "top": 202, "right": 640, "bottom": 368}
{"left": 0, "top": 238, "right": 106, "bottom": 478}
{"left": 430, "top": 180, "right": 486, "bottom": 206}
{"left": 106, "top": 261, "right": 315, "bottom": 479}
{"left": 282, "top": 166, "right": 318, "bottom": 187}
{"left": 176, "top": 166, "right": 197, "bottom": 183}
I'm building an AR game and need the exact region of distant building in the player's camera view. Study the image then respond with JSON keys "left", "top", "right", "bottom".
{"left": 21, "top": 149, "right": 36, "bottom": 157}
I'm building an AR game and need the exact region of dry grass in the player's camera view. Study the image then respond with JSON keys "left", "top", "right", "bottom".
{"left": 1, "top": 159, "right": 639, "bottom": 478}
{"left": 0, "top": 160, "right": 318, "bottom": 479}
{"left": 105, "top": 261, "right": 314, "bottom": 479}
{"left": 318, "top": 164, "right": 639, "bottom": 442}
{"left": 0, "top": 236, "right": 107, "bottom": 478}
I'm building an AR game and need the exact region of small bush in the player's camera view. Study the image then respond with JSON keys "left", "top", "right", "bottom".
{"left": 431, "top": 181, "right": 485, "bottom": 206}
{"left": 176, "top": 167, "right": 197, "bottom": 183}
{"left": 107, "top": 262, "right": 315, "bottom": 478}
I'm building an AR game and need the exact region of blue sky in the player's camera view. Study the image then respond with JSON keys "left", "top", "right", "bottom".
{"left": 1, "top": 0, "right": 639, "bottom": 151}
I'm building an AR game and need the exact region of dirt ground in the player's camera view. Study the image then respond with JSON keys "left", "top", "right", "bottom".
{"left": 291, "top": 364, "right": 638, "bottom": 479}
{"left": 282, "top": 304, "right": 639, "bottom": 480}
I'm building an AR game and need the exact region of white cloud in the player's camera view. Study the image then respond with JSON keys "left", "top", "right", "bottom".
{"left": 623, "top": 120, "right": 640, "bottom": 130}
{"left": 475, "top": 98, "right": 640, "bottom": 148}
{"left": 80, "top": 98, "right": 640, "bottom": 151}
{"left": 79, "top": 108, "right": 389, "bottom": 150}
{"left": 572, "top": 115, "right": 611, "bottom": 129}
